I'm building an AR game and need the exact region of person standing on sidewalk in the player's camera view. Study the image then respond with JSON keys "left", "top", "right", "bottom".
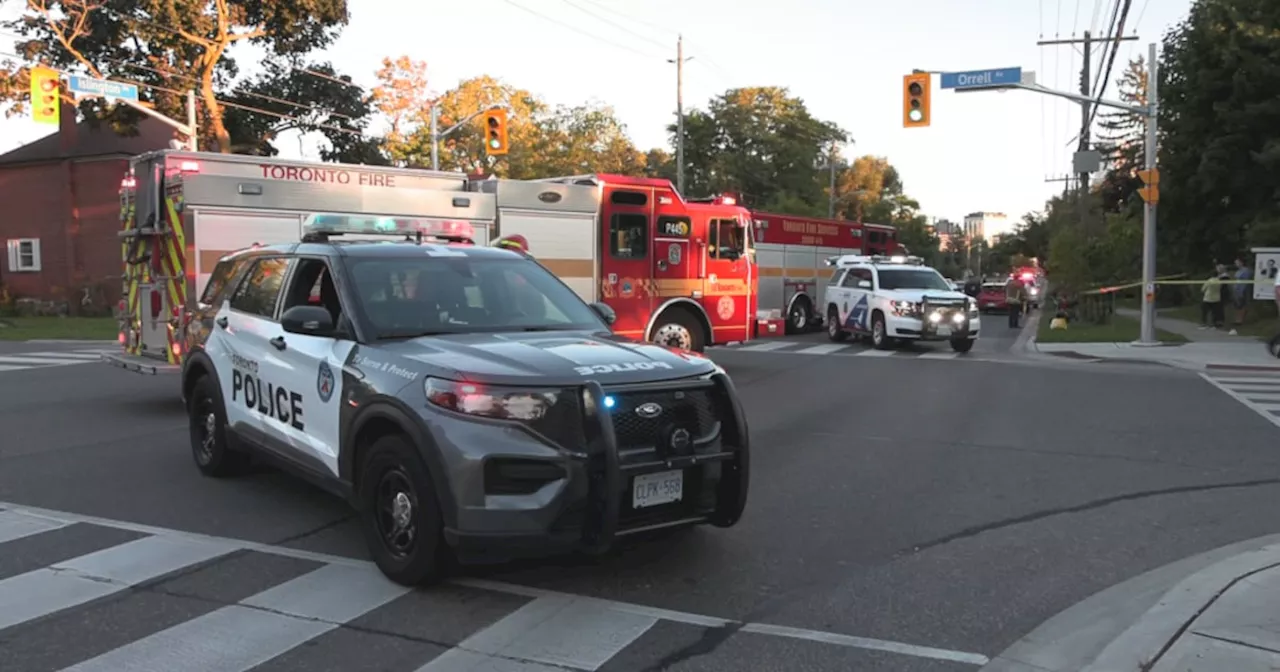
{"left": 1005, "top": 275, "right": 1027, "bottom": 328}
{"left": 1231, "top": 258, "right": 1252, "bottom": 332}
{"left": 1200, "top": 268, "right": 1224, "bottom": 329}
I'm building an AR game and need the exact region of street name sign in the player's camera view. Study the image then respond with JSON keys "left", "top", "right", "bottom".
{"left": 940, "top": 68, "right": 1023, "bottom": 90}
{"left": 68, "top": 76, "right": 139, "bottom": 101}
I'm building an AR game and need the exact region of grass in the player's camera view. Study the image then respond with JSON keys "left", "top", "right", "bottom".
{"left": 0, "top": 316, "right": 118, "bottom": 341}
{"left": 1111, "top": 293, "right": 1279, "bottom": 341}
{"left": 1035, "top": 311, "right": 1189, "bottom": 344}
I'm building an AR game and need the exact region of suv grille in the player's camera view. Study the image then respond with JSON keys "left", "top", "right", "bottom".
{"left": 607, "top": 387, "right": 718, "bottom": 448}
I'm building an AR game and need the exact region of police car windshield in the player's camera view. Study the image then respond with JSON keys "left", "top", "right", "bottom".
{"left": 349, "top": 255, "right": 605, "bottom": 338}
{"left": 877, "top": 269, "right": 952, "bottom": 291}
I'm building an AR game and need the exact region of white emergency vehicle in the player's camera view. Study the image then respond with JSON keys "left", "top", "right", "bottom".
{"left": 822, "top": 255, "right": 981, "bottom": 352}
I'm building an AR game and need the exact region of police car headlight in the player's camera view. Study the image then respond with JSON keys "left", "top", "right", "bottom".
{"left": 892, "top": 301, "right": 920, "bottom": 317}
{"left": 967, "top": 299, "right": 979, "bottom": 318}
{"left": 425, "top": 378, "right": 558, "bottom": 422}
{"left": 927, "top": 311, "right": 942, "bottom": 323}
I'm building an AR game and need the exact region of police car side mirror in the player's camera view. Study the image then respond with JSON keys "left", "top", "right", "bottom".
{"left": 590, "top": 302, "right": 617, "bottom": 326}
{"left": 281, "top": 305, "right": 336, "bottom": 337}
{"left": 857, "top": 280, "right": 872, "bottom": 289}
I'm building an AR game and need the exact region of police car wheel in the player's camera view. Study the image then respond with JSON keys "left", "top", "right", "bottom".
{"left": 359, "top": 435, "right": 446, "bottom": 586}
{"left": 871, "top": 314, "right": 891, "bottom": 350}
{"left": 187, "top": 375, "right": 249, "bottom": 477}
{"left": 826, "top": 307, "right": 847, "bottom": 342}
{"left": 950, "top": 338, "right": 975, "bottom": 353}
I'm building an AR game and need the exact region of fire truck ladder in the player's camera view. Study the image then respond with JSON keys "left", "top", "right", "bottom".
{"left": 118, "top": 175, "right": 186, "bottom": 363}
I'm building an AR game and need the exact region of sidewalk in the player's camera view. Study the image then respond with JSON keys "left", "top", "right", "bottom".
{"left": 1030, "top": 308, "right": 1280, "bottom": 371}
{"left": 983, "top": 533, "right": 1280, "bottom": 671}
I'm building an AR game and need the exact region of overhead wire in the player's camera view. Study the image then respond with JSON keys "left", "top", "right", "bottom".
{"left": 1084, "top": 0, "right": 1133, "bottom": 135}
{"left": 498, "top": 0, "right": 664, "bottom": 60}
{"left": 570, "top": 0, "right": 735, "bottom": 85}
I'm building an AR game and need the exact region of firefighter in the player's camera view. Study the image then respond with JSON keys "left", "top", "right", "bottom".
{"left": 1005, "top": 275, "right": 1028, "bottom": 328}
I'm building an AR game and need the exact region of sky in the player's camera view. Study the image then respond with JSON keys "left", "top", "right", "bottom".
{"left": 0, "top": 0, "right": 1193, "bottom": 237}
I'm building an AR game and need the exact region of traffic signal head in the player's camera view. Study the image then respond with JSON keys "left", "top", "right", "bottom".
{"left": 29, "top": 66, "right": 60, "bottom": 125}
{"left": 902, "top": 73, "right": 931, "bottom": 128}
{"left": 483, "top": 108, "right": 508, "bottom": 156}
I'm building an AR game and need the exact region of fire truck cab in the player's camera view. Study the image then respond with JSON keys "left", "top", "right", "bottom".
{"left": 490, "top": 175, "right": 757, "bottom": 352}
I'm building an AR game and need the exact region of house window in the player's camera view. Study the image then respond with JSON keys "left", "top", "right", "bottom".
{"left": 6, "top": 239, "right": 41, "bottom": 272}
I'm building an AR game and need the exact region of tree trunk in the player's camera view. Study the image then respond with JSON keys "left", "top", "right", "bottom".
{"left": 199, "top": 55, "right": 231, "bottom": 153}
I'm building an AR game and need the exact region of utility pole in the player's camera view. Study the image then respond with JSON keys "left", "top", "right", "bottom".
{"left": 668, "top": 35, "right": 692, "bottom": 194}
{"left": 828, "top": 141, "right": 838, "bottom": 218}
{"left": 1037, "top": 31, "right": 1138, "bottom": 225}
{"left": 1138, "top": 42, "right": 1159, "bottom": 344}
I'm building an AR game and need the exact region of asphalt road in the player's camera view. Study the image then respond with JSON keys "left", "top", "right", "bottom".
{"left": 3, "top": 319, "right": 1280, "bottom": 672}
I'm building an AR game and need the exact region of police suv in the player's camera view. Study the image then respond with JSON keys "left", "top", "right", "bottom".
{"left": 180, "top": 216, "right": 750, "bottom": 586}
{"left": 823, "top": 255, "right": 981, "bottom": 352}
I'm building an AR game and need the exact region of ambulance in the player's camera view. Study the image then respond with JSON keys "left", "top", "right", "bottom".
{"left": 747, "top": 210, "right": 900, "bottom": 334}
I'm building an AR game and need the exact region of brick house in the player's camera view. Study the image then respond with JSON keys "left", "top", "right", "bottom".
{"left": 0, "top": 102, "right": 172, "bottom": 312}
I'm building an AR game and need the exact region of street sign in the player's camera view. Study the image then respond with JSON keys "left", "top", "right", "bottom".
{"left": 940, "top": 67, "right": 1023, "bottom": 90}
{"left": 67, "top": 76, "right": 138, "bottom": 101}
{"left": 1137, "top": 168, "right": 1160, "bottom": 185}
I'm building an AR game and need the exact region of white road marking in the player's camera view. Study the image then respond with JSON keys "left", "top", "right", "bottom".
{"left": 0, "top": 502, "right": 992, "bottom": 667}
{"left": 1201, "top": 373, "right": 1280, "bottom": 429}
{"left": 793, "top": 344, "right": 850, "bottom": 355}
{"left": 735, "top": 341, "right": 794, "bottom": 352}
{"left": 63, "top": 564, "right": 410, "bottom": 672}
{"left": 0, "top": 535, "right": 235, "bottom": 631}
{"left": 0, "top": 509, "right": 68, "bottom": 544}
{"left": 25, "top": 352, "right": 104, "bottom": 360}
{"left": 419, "top": 594, "right": 657, "bottom": 671}
{"left": 918, "top": 352, "right": 960, "bottom": 360}
{"left": 0, "top": 354, "right": 88, "bottom": 366}
{"left": 854, "top": 349, "right": 899, "bottom": 357}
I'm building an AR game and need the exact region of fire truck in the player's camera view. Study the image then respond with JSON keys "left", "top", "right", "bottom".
{"left": 102, "top": 155, "right": 762, "bottom": 374}
{"left": 747, "top": 211, "right": 901, "bottom": 333}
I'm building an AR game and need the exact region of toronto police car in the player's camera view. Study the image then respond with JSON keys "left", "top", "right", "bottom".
{"left": 180, "top": 216, "right": 750, "bottom": 585}
{"left": 823, "top": 255, "right": 981, "bottom": 352}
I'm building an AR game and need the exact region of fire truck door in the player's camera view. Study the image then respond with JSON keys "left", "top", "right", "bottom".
{"left": 703, "top": 217, "right": 750, "bottom": 343}
{"left": 601, "top": 198, "right": 652, "bottom": 337}
{"left": 654, "top": 214, "right": 694, "bottom": 300}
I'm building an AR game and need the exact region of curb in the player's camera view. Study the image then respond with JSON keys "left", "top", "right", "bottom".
{"left": 983, "top": 532, "right": 1280, "bottom": 672}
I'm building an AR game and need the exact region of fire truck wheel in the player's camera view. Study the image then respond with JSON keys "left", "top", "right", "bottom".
{"left": 650, "top": 308, "right": 705, "bottom": 352}
{"left": 787, "top": 297, "right": 812, "bottom": 334}
{"left": 187, "top": 375, "right": 249, "bottom": 478}
{"left": 826, "top": 307, "right": 848, "bottom": 342}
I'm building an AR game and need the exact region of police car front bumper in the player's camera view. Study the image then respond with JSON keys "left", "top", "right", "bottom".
{"left": 888, "top": 303, "right": 980, "bottom": 341}
{"left": 435, "top": 373, "right": 750, "bottom": 562}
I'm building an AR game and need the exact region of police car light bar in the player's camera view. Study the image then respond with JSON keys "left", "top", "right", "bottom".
{"left": 302, "top": 214, "right": 476, "bottom": 243}
{"left": 830, "top": 254, "right": 927, "bottom": 267}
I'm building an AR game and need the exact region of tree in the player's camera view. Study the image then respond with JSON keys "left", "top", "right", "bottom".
{"left": 417, "top": 75, "right": 544, "bottom": 176}
{"left": 1157, "top": 0, "right": 1280, "bottom": 272}
{"left": 669, "top": 87, "right": 846, "bottom": 209}
{"left": 2, "top": 0, "right": 368, "bottom": 157}
{"left": 1094, "top": 56, "right": 1149, "bottom": 214}
{"left": 369, "top": 55, "right": 431, "bottom": 166}
{"left": 535, "top": 103, "right": 648, "bottom": 177}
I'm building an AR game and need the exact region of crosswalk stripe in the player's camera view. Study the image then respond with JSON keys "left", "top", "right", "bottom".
{"left": 1211, "top": 377, "right": 1280, "bottom": 384}
{"left": 0, "top": 364, "right": 26, "bottom": 372}
{"left": 62, "top": 563, "right": 411, "bottom": 672}
{"left": 27, "top": 352, "right": 103, "bottom": 360}
{"left": 736, "top": 341, "right": 794, "bottom": 352}
{"left": 0, "top": 509, "right": 68, "bottom": 544}
{"left": 0, "top": 535, "right": 235, "bottom": 631}
{"left": 918, "top": 352, "right": 960, "bottom": 360}
{"left": 0, "top": 354, "right": 89, "bottom": 366}
{"left": 418, "top": 594, "right": 657, "bottom": 671}
{"left": 854, "top": 349, "right": 899, "bottom": 357}
{"left": 792, "top": 344, "right": 849, "bottom": 355}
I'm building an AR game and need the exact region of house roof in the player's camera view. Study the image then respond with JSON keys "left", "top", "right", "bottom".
{"left": 0, "top": 115, "right": 173, "bottom": 167}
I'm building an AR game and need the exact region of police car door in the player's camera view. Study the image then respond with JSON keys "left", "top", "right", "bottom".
{"left": 268, "top": 258, "right": 356, "bottom": 478}
{"left": 843, "top": 268, "right": 873, "bottom": 332}
{"left": 216, "top": 256, "right": 293, "bottom": 447}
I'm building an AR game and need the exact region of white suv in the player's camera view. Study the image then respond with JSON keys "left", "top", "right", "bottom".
{"left": 822, "top": 255, "right": 981, "bottom": 353}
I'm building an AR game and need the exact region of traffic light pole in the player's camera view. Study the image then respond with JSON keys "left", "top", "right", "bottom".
{"left": 429, "top": 105, "right": 496, "bottom": 171}
{"left": 956, "top": 43, "right": 1160, "bottom": 344}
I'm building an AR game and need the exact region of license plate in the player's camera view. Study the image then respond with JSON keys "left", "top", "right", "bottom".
{"left": 936, "top": 325, "right": 952, "bottom": 337}
{"left": 633, "top": 470, "right": 683, "bottom": 508}
{"left": 984, "top": 302, "right": 995, "bottom": 307}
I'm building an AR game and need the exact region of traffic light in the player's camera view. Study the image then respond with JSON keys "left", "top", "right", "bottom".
{"left": 1138, "top": 168, "right": 1159, "bottom": 205}
{"left": 483, "top": 108, "right": 508, "bottom": 156}
{"left": 29, "top": 66, "right": 60, "bottom": 125}
{"left": 902, "top": 73, "right": 931, "bottom": 128}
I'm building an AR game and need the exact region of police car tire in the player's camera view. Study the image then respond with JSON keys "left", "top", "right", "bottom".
{"left": 187, "top": 375, "right": 249, "bottom": 478}
{"left": 826, "top": 307, "right": 847, "bottom": 342}
{"left": 358, "top": 435, "right": 447, "bottom": 586}
{"left": 871, "top": 313, "right": 891, "bottom": 350}
{"left": 950, "top": 338, "right": 975, "bottom": 353}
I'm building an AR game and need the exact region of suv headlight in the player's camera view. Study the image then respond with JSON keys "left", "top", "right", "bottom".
{"left": 892, "top": 300, "right": 920, "bottom": 317}
{"left": 425, "top": 377, "right": 559, "bottom": 422}
{"left": 967, "top": 299, "right": 979, "bottom": 317}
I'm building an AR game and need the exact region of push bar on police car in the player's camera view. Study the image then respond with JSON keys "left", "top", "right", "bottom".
{"left": 920, "top": 295, "right": 972, "bottom": 339}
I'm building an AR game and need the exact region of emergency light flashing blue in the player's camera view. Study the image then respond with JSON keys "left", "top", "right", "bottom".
{"left": 604, "top": 395, "right": 616, "bottom": 409}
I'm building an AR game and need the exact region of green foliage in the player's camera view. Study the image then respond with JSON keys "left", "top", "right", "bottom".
{"left": 1, "top": 0, "right": 370, "bottom": 159}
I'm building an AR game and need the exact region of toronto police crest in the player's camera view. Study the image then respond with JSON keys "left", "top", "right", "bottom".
{"left": 317, "top": 361, "right": 335, "bottom": 403}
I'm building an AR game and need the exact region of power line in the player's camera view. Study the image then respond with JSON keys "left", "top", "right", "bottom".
{"left": 1084, "top": 0, "right": 1134, "bottom": 134}
{"left": 559, "top": 0, "right": 668, "bottom": 51}
{"left": 499, "top": 0, "right": 663, "bottom": 60}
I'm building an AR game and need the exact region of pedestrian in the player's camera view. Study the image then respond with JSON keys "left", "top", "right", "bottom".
{"left": 1005, "top": 275, "right": 1026, "bottom": 328}
{"left": 1200, "top": 268, "right": 1223, "bottom": 329}
{"left": 1216, "top": 264, "right": 1231, "bottom": 328}
{"left": 1231, "top": 258, "right": 1252, "bottom": 332}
